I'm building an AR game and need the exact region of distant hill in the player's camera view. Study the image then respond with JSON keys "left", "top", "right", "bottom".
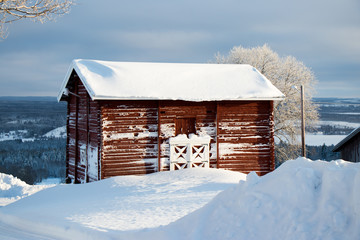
{"left": 313, "top": 98, "right": 360, "bottom": 124}
{"left": 314, "top": 97, "right": 360, "bottom": 105}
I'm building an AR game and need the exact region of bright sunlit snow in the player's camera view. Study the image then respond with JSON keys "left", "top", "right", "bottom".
{"left": 0, "top": 158, "right": 359, "bottom": 240}
{"left": 58, "top": 60, "right": 285, "bottom": 101}
{"left": 0, "top": 168, "right": 245, "bottom": 239}
{"left": 142, "top": 158, "right": 360, "bottom": 240}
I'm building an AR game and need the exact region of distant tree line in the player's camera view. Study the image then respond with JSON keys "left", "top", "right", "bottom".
{"left": 0, "top": 138, "right": 66, "bottom": 184}
{"left": 0, "top": 99, "right": 66, "bottom": 137}
{"left": 275, "top": 143, "right": 341, "bottom": 167}
{"left": 315, "top": 125, "right": 354, "bottom": 135}
{"left": 306, "top": 144, "right": 341, "bottom": 161}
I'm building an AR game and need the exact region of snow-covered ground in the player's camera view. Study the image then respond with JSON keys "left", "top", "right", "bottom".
{"left": 0, "top": 168, "right": 245, "bottom": 239}
{"left": 277, "top": 133, "right": 347, "bottom": 146}
{"left": 317, "top": 120, "right": 360, "bottom": 129}
{"left": 0, "top": 130, "right": 30, "bottom": 142}
{"left": 304, "top": 134, "right": 346, "bottom": 146}
{"left": 0, "top": 158, "right": 359, "bottom": 240}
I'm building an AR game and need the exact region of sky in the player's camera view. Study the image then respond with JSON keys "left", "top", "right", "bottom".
{"left": 0, "top": 0, "right": 359, "bottom": 98}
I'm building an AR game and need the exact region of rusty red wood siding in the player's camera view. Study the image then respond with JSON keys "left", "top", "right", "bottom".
{"left": 217, "top": 101, "right": 274, "bottom": 175}
{"left": 67, "top": 76, "right": 101, "bottom": 183}
{"left": 66, "top": 88, "right": 275, "bottom": 180}
{"left": 158, "top": 101, "right": 217, "bottom": 171}
{"left": 100, "top": 101, "right": 158, "bottom": 178}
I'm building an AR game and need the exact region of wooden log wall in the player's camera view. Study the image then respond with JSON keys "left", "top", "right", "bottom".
{"left": 67, "top": 76, "right": 101, "bottom": 183}
{"left": 158, "top": 101, "right": 217, "bottom": 171}
{"left": 217, "top": 101, "right": 274, "bottom": 175}
{"left": 340, "top": 134, "right": 360, "bottom": 163}
{"left": 100, "top": 101, "right": 158, "bottom": 178}
{"left": 66, "top": 82, "right": 275, "bottom": 180}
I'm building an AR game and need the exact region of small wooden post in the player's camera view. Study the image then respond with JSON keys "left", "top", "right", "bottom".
{"left": 301, "top": 85, "right": 306, "bottom": 157}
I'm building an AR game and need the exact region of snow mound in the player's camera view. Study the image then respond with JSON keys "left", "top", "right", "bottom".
{"left": 0, "top": 168, "right": 245, "bottom": 239}
{"left": 149, "top": 158, "right": 360, "bottom": 240}
{"left": 0, "top": 173, "right": 54, "bottom": 207}
{"left": 43, "top": 126, "right": 66, "bottom": 138}
{"left": 1, "top": 159, "right": 359, "bottom": 240}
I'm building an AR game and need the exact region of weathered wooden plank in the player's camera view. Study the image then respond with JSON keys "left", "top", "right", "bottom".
{"left": 102, "top": 162, "right": 155, "bottom": 169}
{"left": 102, "top": 156, "right": 158, "bottom": 162}
{"left": 217, "top": 100, "right": 274, "bottom": 175}
{"left": 100, "top": 100, "right": 159, "bottom": 177}
{"left": 103, "top": 169, "right": 156, "bottom": 178}
{"left": 102, "top": 153, "right": 158, "bottom": 158}
{"left": 65, "top": 76, "right": 101, "bottom": 183}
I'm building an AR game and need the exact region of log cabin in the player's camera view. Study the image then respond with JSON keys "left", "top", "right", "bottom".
{"left": 57, "top": 59, "right": 284, "bottom": 183}
{"left": 333, "top": 126, "right": 360, "bottom": 162}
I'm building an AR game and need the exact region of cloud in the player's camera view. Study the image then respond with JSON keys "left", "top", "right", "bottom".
{"left": 105, "top": 30, "right": 212, "bottom": 50}
{"left": 0, "top": 0, "right": 358, "bottom": 97}
{"left": 0, "top": 51, "right": 69, "bottom": 96}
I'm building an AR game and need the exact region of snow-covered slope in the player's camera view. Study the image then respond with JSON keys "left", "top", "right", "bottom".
{"left": 0, "top": 158, "right": 359, "bottom": 240}
{"left": 43, "top": 126, "right": 66, "bottom": 138}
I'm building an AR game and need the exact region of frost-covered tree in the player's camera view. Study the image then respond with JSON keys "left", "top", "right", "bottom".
{"left": 0, "top": 0, "right": 73, "bottom": 39}
{"left": 215, "top": 44, "right": 318, "bottom": 164}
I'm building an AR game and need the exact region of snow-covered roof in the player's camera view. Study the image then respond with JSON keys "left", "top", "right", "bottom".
{"left": 57, "top": 59, "right": 284, "bottom": 102}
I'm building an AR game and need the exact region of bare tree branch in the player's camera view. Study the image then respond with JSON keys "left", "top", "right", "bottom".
{"left": 0, "top": 0, "right": 73, "bottom": 39}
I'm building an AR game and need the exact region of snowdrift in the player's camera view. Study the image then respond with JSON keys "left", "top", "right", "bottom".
{"left": 141, "top": 158, "right": 360, "bottom": 240}
{"left": 0, "top": 173, "right": 53, "bottom": 207}
{"left": 0, "top": 158, "right": 359, "bottom": 240}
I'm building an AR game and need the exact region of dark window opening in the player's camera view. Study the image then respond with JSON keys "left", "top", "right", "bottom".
{"left": 175, "top": 118, "right": 196, "bottom": 136}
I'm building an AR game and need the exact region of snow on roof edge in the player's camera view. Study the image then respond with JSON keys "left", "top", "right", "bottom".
{"left": 58, "top": 59, "right": 285, "bottom": 102}
{"left": 57, "top": 62, "right": 74, "bottom": 102}
{"left": 57, "top": 60, "right": 98, "bottom": 102}
{"left": 91, "top": 95, "right": 284, "bottom": 102}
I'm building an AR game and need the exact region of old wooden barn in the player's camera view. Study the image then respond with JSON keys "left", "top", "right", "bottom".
{"left": 58, "top": 59, "right": 284, "bottom": 183}
{"left": 333, "top": 126, "right": 360, "bottom": 162}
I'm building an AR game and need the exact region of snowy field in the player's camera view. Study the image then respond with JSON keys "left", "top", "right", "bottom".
{"left": 304, "top": 134, "right": 346, "bottom": 146}
{"left": 317, "top": 120, "right": 360, "bottom": 129}
{"left": 0, "top": 158, "right": 359, "bottom": 240}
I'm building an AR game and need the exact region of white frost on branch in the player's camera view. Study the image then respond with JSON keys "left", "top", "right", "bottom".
{"left": 0, "top": 0, "right": 73, "bottom": 39}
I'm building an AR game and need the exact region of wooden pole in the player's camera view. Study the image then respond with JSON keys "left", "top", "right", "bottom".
{"left": 301, "top": 85, "right": 306, "bottom": 157}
